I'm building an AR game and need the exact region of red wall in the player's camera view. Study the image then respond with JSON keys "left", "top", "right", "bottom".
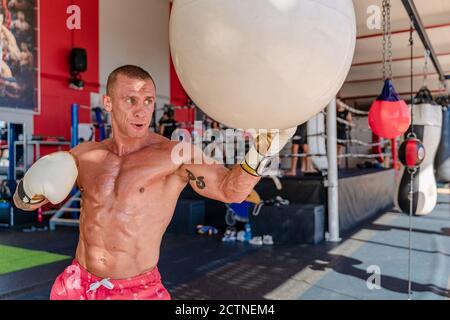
{"left": 168, "top": 1, "right": 187, "bottom": 108}
{"left": 35, "top": 1, "right": 196, "bottom": 148}
{"left": 169, "top": 3, "right": 194, "bottom": 128}
{"left": 169, "top": 53, "right": 188, "bottom": 107}
{"left": 35, "top": 0, "right": 99, "bottom": 151}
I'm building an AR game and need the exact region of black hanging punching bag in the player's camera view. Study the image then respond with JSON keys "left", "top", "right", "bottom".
{"left": 395, "top": 87, "right": 442, "bottom": 215}
{"left": 435, "top": 95, "right": 450, "bottom": 183}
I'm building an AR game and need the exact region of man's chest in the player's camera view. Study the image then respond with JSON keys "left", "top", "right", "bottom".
{"left": 76, "top": 148, "right": 181, "bottom": 197}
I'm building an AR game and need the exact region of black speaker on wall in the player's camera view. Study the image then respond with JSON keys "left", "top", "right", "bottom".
{"left": 70, "top": 48, "right": 87, "bottom": 73}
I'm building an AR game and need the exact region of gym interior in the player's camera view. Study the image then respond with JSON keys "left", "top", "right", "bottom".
{"left": 0, "top": 0, "right": 449, "bottom": 301}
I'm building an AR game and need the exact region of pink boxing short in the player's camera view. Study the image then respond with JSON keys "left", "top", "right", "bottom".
{"left": 50, "top": 260, "right": 171, "bottom": 300}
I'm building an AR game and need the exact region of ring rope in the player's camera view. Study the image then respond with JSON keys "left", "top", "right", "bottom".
{"left": 306, "top": 133, "right": 390, "bottom": 148}
{"left": 337, "top": 99, "right": 369, "bottom": 116}
{"left": 280, "top": 153, "right": 388, "bottom": 159}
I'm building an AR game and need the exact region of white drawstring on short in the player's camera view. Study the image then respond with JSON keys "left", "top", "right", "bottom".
{"left": 87, "top": 278, "right": 114, "bottom": 293}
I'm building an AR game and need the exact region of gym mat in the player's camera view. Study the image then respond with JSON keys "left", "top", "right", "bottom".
{"left": 0, "top": 244, "right": 70, "bottom": 275}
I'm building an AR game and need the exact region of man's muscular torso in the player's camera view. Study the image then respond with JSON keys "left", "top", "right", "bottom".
{"left": 13, "top": 70, "right": 267, "bottom": 298}
{"left": 71, "top": 134, "right": 189, "bottom": 279}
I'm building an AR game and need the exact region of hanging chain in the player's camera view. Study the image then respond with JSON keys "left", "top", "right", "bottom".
{"left": 438, "top": 79, "right": 446, "bottom": 95}
{"left": 381, "top": 0, "right": 392, "bottom": 79}
{"left": 437, "top": 78, "right": 448, "bottom": 107}
{"left": 423, "top": 49, "right": 430, "bottom": 87}
{"left": 407, "top": 168, "right": 416, "bottom": 300}
{"left": 382, "top": 0, "right": 387, "bottom": 80}
{"left": 409, "top": 19, "right": 415, "bottom": 135}
{"left": 407, "top": 16, "right": 416, "bottom": 300}
{"left": 386, "top": 0, "right": 393, "bottom": 79}
{"left": 438, "top": 80, "right": 443, "bottom": 93}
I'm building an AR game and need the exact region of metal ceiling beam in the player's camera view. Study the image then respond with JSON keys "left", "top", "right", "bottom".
{"left": 357, "top": 22, "right": 450, "bottom": 40}
{"left": 345, "top": 70, "right": 450, "bottom": 85}
{"left": 342, "top": 88, "right": 443, "bottom": 101}
{"left": 352, "top": 51, "right": 450, "bottom": 67}
{"left": 401, "top": 0, "right": 447, "bottom": 85}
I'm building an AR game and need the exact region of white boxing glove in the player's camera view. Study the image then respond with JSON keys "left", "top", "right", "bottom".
{"left": 241, "top": 127, "right": 296, "bottom": 177}
{"left": 17, "top": 152, "right": 78, "bottom": 205}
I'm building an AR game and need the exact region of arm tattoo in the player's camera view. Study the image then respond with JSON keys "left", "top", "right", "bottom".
{"left": 186, "top": 169, "right": 206, "bottom": 190}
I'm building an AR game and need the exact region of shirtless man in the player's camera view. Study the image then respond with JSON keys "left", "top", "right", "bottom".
{"left": 13, "top": 65, "right": 295, "bottom": 300}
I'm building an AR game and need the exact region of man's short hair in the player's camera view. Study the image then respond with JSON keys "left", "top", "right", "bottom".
{"left": 106, "top": 65, "right": 155, "bottom": 96}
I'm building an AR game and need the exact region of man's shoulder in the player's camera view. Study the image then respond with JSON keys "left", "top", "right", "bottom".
{"left": 147, "top": 132, "right": 180, "bottom": 151}
{"left": 70, "top": 141, "right": 106, "bottom": 158}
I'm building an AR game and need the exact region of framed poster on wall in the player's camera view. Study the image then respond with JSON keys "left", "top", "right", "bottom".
{"left": 0, "top": 0, "right": 38, "bottom": 113}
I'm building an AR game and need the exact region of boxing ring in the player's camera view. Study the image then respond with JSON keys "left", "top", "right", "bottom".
{"left": 253, "top": 169, "right": 396, "bottom": 236}
{"left": 174, "top": 98, "right": 400, "bottom": 242}
{"left": 177, "top": 167, "right": 394, "bottom": 245}
{"left": 176, "top": 85, "right": 446, "bottom": 245}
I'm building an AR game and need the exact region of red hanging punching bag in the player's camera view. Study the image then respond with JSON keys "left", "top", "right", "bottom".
{"left": 369, "top": 79, "right": 411, "bottom": 139}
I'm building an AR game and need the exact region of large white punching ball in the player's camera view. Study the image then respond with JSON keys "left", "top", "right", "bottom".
{"left": 395, "top": 88, "right": 443, "bottom": 215}
{"left": 169, "top": 0, "right": 356, "bottom": 130}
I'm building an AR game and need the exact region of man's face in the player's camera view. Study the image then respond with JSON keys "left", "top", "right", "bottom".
{"left": 18, "top": 12, "right": 25, "bottom": 21}
{"left": 103, "top": 74, "right": 156, "bottom": 139}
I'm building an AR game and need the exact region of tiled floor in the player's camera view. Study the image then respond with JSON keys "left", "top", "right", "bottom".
{"left": 1, "top": 193, "right": 449, "bottom": 300}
